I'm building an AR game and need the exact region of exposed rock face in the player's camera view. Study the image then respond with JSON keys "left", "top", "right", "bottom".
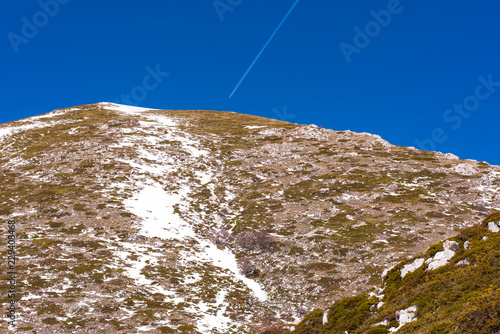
{"left": 0, "top": 103, "right": 499, "bottom": 333}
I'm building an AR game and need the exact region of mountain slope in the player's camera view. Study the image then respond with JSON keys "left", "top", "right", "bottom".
{"left": 0, "top": 103, "right": 498, "bottom": 333}
{"left": 292, "top": 211, "right": 500, "bottom": 334}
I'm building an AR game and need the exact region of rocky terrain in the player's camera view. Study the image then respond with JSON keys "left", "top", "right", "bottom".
{"left": 0, "top": 103, "right": 498, "bottom": 333}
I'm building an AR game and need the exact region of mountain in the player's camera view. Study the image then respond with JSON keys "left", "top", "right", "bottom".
{"left": 0, "top": 103, "right": 498, "bottom": 333}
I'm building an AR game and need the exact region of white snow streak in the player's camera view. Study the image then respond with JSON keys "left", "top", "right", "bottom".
{"left": 124, "top": 184, "right": 195, "bottom": 240}
{"left": 99, "top": 102, "right": 156, "bottom": 114}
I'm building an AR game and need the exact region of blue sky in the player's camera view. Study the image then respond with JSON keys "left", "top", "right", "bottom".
{"left": 2, "top": 1, "right": 500, "bottom": 164}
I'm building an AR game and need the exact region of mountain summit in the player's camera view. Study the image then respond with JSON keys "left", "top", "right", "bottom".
{"left": 0, "top": 103, "right": 498, "bottom": 333}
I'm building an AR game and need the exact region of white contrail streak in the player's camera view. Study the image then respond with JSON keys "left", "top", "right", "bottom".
{"left": 228, "top": 0, "right": 301, "bottom": 99}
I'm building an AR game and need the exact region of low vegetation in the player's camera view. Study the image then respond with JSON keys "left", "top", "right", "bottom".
{"left": 290, "top": 211, "right": 500, "bottom": 333}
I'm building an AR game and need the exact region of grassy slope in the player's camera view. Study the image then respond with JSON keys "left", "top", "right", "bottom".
{"left": 291, "top": 211, "right": 500, "bottom": 334}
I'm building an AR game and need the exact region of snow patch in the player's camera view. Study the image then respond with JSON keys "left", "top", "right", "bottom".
{"left": 185, "top": 241, "right": 268, "bottom": 301}
{"left": 389, "top": 306, "right": 417, "bottom": 332}
{"left": 372, "top": 239, "right": 389, "bottom": 244}
{"left": 0, "top": 119, "right": 66, "bottom": 142}
{"left": 436, "top": 152, "right": 459, "bottom": 160}
{"left": 488, "top": 221, "right": 500, "bottom": 233}
{"left": 401, "top": 258, "right": 424, "bottom": 278}
{"left": 28, "top": 107, "right": 75, "bottom": 121}
{"left": 454, "top": 163, "right": 478, "bottom": 176}
{"left": 124, "top": 183, "right": 196, "bottom": 241}
{"left": 245, "top": 125, "right": 266, "bottom": 129}
{"left": 99, "top": 102, "right": 156, "bottom": 114}
{"left": 322, "top": 310, "right": 329, "bottom": 324}
{"left": 373, "top": 319, "right": 389, "bottom": 327}
{"left": 426, "top": 240, "right": 459, "bottom": 271}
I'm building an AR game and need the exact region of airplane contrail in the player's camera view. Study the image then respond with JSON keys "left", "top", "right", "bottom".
{"left": 228, "top": 0, "right": 301, "bottom": 99}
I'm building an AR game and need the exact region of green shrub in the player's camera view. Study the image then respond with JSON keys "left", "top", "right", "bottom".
{"left": 321, "top": 294, "right": 378, "bottom": 333}
{"left": 292, "top": 310, "right": 323, "bottom": 334}
{"left": 42, "top": 317, "right": 59, "bottom": 325}
{"left": 484, "top": 210, "right": 500, "bottom": 225}
{"left": 426, "top": 322, "right": 454, "bottom": 334}
{"left": 365, "top": 328, "right": 389, "bottom": 334}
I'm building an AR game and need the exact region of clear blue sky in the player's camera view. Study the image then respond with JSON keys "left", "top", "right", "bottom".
{"left": 2, "top": 1, "right": 500, "bottom": 164}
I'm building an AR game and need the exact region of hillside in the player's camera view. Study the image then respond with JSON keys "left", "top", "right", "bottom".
{"left": 292, "top": 211, "right": 500, "bottom": 334}
{"left": 0, "top": 103, "right": 498, "bottom": 333}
